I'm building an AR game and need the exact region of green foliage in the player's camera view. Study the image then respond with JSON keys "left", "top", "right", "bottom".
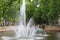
{"left": 26, "top": 0, "right": 60, "bottom": 25}
{"left": 0, "top": 0, "right": 60, "bottom": 25}
{"left": 0, "top": 0, "right": 20, "bottom": 23}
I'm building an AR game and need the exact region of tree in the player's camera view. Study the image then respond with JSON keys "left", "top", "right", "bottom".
{"left": 26, "top": 0, "right": 60, "bottom": 25}
{"left": 0, "top": 0, "right": 20, "bottom": 25}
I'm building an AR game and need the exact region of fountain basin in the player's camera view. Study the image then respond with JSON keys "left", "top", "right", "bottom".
{"left": 1, "top": 36, "right": 45, "bottom": 40}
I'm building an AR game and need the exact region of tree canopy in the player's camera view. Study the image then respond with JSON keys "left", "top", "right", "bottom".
{"left": 26, "top": 0, "right": 60, "bottom": 25}
{"left": 0, "top": 0, "right": 60, "bottom": 25}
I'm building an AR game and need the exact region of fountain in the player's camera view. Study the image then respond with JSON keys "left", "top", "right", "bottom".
{"left": 1, "top": 0, "right": 48, "bottom": 40}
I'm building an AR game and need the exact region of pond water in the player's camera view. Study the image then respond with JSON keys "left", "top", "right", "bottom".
{"left": 45, "top": 32, "right": 60, "bottom": 40}
{"left": 0, "top": 31, "right": 60, "bottom": 40}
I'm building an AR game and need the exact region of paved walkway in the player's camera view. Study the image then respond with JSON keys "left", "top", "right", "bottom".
{"left": 0, "top": 26, "right": 17, "bottom": 31}
{"left": 44, "top": 25, "right": 60, "bottom": 32}
{"left": 0, "top": 25, "right": 60, "bottom": 32}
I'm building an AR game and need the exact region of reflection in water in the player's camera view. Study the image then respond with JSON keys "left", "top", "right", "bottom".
{"left": 45, "top": 32, "right": 60, "bottom": 40}
{"left": 56, "top": 32, "right": 60, "bottom": 40}
{"left": 0, "top": 31, "right": 46, "bottom": 40}
{"left": 0, "top": 31, "right": 4, "bottom": 36}
{"left": 0, "top": 32, "right": 60, "bottom": 40}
